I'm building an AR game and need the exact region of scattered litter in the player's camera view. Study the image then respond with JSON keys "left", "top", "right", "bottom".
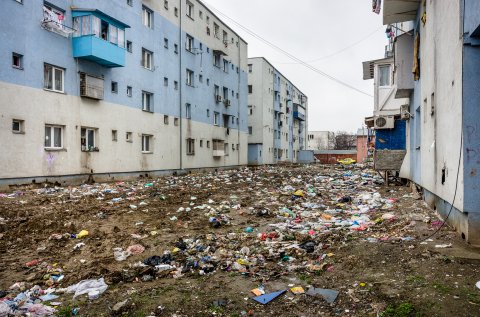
{"left": 251, "top": 290, "right": 286, "bottom": 305}
{"left": 306, "top": 287, "right": 339, "bottom": 303}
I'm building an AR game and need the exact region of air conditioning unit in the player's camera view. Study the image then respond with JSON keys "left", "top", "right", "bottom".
{"left": 224, "top": 99, "right": 231, "bottom": 106}
{"left": 374, "top": 115, "right": 395, "bottom": 129}
{"left": 400, "top": 104, "right": 411, "bottom": 120}
{"left": 80, "top": 73, "right": 104, "bottom": 100}
{"left": 215, "top": 95, "right": 222, "bottom": 103}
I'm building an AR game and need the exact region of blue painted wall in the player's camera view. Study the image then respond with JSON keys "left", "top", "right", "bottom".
{"left": 248, "top": 144, "right": 262, "bottom": 165}
{"left": 0, "top": 0, "right": 247, "bottom": 132}
{"left": 462, "top": 0, "right": 480, "bottom": 213}
{"left": 375, "top": 120, "right": 406, "bottom": 150}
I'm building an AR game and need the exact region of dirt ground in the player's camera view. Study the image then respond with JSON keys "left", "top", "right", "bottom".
{"left": 1, "top": 164, "right": 480, "bottom": 317}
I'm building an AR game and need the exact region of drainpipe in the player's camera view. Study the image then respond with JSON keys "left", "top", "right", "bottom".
{"left": 179, "top": 1, "right": 183, "bottom": 170}
{"left": 237, "top": 37, "right": 241, "bottom": 166}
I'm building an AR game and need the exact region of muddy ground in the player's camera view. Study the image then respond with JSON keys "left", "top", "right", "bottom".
{"left": 1, "top": 164, "right": 480, "bottom": 317}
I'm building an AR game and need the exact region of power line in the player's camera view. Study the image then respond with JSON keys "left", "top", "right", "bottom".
{"left": 202, "top": 1, "right": 373, "bottom": 98}
{"left": 277, "top": 26, "right": 383, "bottom": 64}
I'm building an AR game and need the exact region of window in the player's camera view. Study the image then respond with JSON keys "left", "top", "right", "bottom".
{"left": 174, "top": 118, "right": 179, "bottom": 126}
{"left": 224, "top": 143, "right": 229, "bottom": 156}
{"left": 164, "top": 0, "right": 168, "bottom": 9}
{"left": 186, "top": 34, "right": 194, "bottom": 52}
{"left": 214, "top": 85, "right": 220, "bottom": 97}
{"left": 199, "top": 74, "right": 203, "bottom": 83}
{"left": 200, "top": 140, "right": 203, "bottom": 147}
{"left": 248, "top": 85, "right": 252, "bottom": 94}
{"left": 112, "top": 130, "right": 118, "bottom": 141}
{"left": 174, "top": 44, "right": 179, "bottom": 54}
{"left": 185, "top": 103, "right": 191, "bottom": 119}
{"left": 248, "top": 106, "right": 253, "bottom": 115}
{"left": 44, "top": 125, "right": 63, "bottom": 149}
{"left": 378, "top": 65, "right": 391, "bottom": 86}
{"left": 199, "top": 10, "right": 203, "bottom": 19}
{"left": 142, "top": 48, "right": 153, "bottom": 70}
{"left": 15, "top": 0, "right": 23, "bottom": 3}
{"left": 142, "top": 6, "right": 153, "bottom": 28}
{"left": 126, "top": 132, "right": 132, "bottom": 142}
{"left": 80, "top": 127, "right": 96, "bottom": 151}
{"left": 12, "top": 119, "right": 24, "bottom": 133}
{"left": 187, "top": 138, "right": 195, "bottom": 155}
{"left": 174, "top": 81, "right": 179, "bottom": 90}
{"left": 164, "top": 77, "right": 168, "bottom": 87}
{"left": 207, "top": 78, "right": 210, "bottom": 86}
{"left": 248, "top": 126, "right": 252, "bottom": 135}
{"left": 126, "top": 41, "right": 132, "bottom": 53}
{"left": 213, "top": 112, "right": 219, "bottom": 125}
{"left": 214, "top": 54, "right": 221, "bottom": 67}
{"left": 142, "top": 135, "right": 152, "bottom": 152}
{"left": 164, "top": 115, "right": 169, "bottom": 124}
{"left": 223, "top": 60, "right": 229, "bottom": 73}
{"left": 142, "top": 91, "right": 153, "bottom": 112}
{"left": 111, "top": 81, "right": 118, "bottom": 93}
{"left": 232, "top": 143, "right": 235, "bottom": 151}
{"left": 12, "top": 53, "right": 23, "bottom": 69}
{"left": 207, "top": 140, "right": 210, "bottom": 148}
{"left": 214, "top": 23, "right": 219, "bottom": 38}
{"left": 223, "top": 87, "right": 228, "bottom": 100}
{"left": 127, "top": 86, "right": 132, "bottom": 97}
{"left": 231, "top": 116, "right": 235, "bottom": 124}
{"left": 44, "top": 64, "right": 64, "bottom": 93}
{"left": 127, "top": 0, "right": 132, "bottom": 6}
{"left": 174, "top": 7, "right": 178, "bottom": 17}
{"left": 186, "top": 1, "right": 194, "bottom": 18}
{"left": 206, "top": 16, "right": 210, "bottom": 24}
{"left": 223, "top": 30, "right": 228, "bottom": 43}
{"left": 248, "top": 64, "right": 252, "bottom": 73}
{"left": 164, "top": 38, "right": 169, "bottom": 48}
{"left": 206, "top": 26, "right": 211, "bottom": 36}
{"left": 186, "top": 69, "right": 194, "bottom": 86}
{"left": 207, "top": 109, "right": 210, "bottom": 117}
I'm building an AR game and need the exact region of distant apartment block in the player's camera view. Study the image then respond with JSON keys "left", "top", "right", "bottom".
{"left": 247, "top": 57, "right": 308, "bottom": 165}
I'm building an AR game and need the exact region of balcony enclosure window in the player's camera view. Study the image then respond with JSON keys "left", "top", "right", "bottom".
{"left": 378, "top": 65, "right": 391, "bottom": 87}
{"left": 73, "top": 15, "right": 125, "bottom": 48}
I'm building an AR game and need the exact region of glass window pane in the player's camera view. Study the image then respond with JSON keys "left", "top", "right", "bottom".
{"left": 81, "top": 16, "right": 90, "bottom": 35}
{"left": 146, "top": 137, "right": 149, "bottom": 151}
{"left": 117, "top": 29, "right": 125, "bottom": 48}
{"left": 54, "top": 68, "right": 63, "bottom": 91}
{"left": 73, "top": 17, "right": 80, "bottom": 37}
{"left": 88, "top": 130, "right": 94, "bottom": 147}
{"left": 379, "top": 65, "right": 390, "bottom": 86}
{"left": 45, "top": 126, "right": 51, "bottom": 147}
{"left": 109, "top": 25, "right": 117, "bottom": 44}
{"left": 54, "top": 127, "right": 61, "bottom": 147}
{"left": 92, "top": 16, "right": 100, "bottom": 37}
{"left": 44, "top": 64, "right": 52, "bottom": 90}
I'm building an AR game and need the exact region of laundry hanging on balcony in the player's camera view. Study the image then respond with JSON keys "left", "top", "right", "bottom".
{"left": 372, "top": 0, "right": 382, "bottom": 14}
{"left": 42, "top": 5, "right": 75, "bottom": 37}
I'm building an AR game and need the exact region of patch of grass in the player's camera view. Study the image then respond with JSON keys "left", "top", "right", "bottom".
{"left": 208, "top": 303, "right": 225, "bottom": 314}
{"left": 380, "top": 302, "right": 417, "bottom": 317}
{"left": 55, "top": 306, "right": 74, "bottom": 317}
{"left": 406, "top": 275, "right": 426, "bottom": 287}
{"left": 298, "top": 273, "right": 313, "bottom": 284}
{"left": 467, "top": 292, "right": 480, "bottom": 305}
{"left": 431, "top": 282, "right": 452, "bottom": 295}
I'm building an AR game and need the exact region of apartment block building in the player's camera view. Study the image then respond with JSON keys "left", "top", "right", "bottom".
{"left": 364, "top": 0, "right": 480, "bottom": 245}
{"left": 0, "top": 0, "right": 248, "bottom": 186}
{"left": 247, "top": 57, "right": 308, "bottom": 165}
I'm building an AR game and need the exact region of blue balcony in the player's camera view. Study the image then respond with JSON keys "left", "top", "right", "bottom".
{"left": 73, "top": 35, "right": 125, "bottom": 67}
{"left": 71, "top": 9, "right": 130, "bottom": 68}
{"left": 293, "top": 111, "right": 305, "bottom": 121}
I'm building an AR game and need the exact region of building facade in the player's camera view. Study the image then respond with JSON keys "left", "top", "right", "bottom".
{"left": 0, "top": 0, "right": 248, "bottom": 186}
{"left": 246, "top": 57, "right": 308, "bottom": 165}
{"left": 364, "top": 0, "right": 480, "bottom": 245}
{"left": 307, "top": 131, "right": 335, "bottom": 151}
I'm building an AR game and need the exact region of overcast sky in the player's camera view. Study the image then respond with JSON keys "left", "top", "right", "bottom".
{"left": 202, "top": 0, "right": 387, "bottom": 133}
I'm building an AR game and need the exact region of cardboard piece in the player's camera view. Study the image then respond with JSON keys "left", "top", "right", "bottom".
{"left": 251, "top": 290, "right": 286, "bottom": 305}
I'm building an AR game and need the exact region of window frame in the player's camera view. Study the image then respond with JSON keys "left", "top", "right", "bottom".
{"left": 186, "top": 34, "right": 194, "bottom": 52}
{"left": 186, "top": 138, "right": 195, "bottom": 155}
{"left": 185, "top": 103, "right": 192, "bottom": 119}
{"left": 378, "top": 64, "right": 392, "bottom": 87}
{"left": 186, "top": 1, "right": 194, "bottom": 19}
{"left": 80, "top": 127, "right": 97, "bottom": 152}
{"left": 186, "top": 69, "right": 194, "bottom": 86}
{"left": 142, "top": 91, "right": 153, "bottom": 112}
{"left": 142, "top": 6, "right": 153, "bottom": 29}
{"left": 142, "top": 48, "right": 153, "bottom": 70}
{"left": 44, "top": 124, "right": 63, "bottom": 149}
{"left": 213, "top": 112, "right": 219, "bottom": 126}
{"left": 111, "top": 81, "right": 118, "bottom": 93}
{"left": 12, "top": 53, "right": 23, "bottom": 69}
{"left": 142, "top": 134, "right": 153, "bottom": 153}
{"left": 43, "top": 63, "right": 65, "bottom": 93}
{"left": 126, "top": 85, "right": 132, "bottom": 97}
{"left": 12, "top": 119, "right": 24, "bottom": 133}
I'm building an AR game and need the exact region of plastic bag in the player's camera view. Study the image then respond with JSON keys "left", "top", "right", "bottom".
{"left": 66, "top": 278, "right": 108, "bottom": 298}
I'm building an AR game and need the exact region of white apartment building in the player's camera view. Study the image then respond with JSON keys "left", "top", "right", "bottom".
{"left": 247, "top": 57, "right": 308, "bottom": 165}
{"left": 307, "top": 131, "right": 335, "bottom": 151}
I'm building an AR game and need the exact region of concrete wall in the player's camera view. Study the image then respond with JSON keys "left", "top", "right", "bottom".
{"left": 0, "top": 0, "right": 248, "bottom": 184}
{"left": 356, "top": 135, "right": 368, "bottom": 163}
{"left": 307, "top": 131, "right": 334, "bottom": 150}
